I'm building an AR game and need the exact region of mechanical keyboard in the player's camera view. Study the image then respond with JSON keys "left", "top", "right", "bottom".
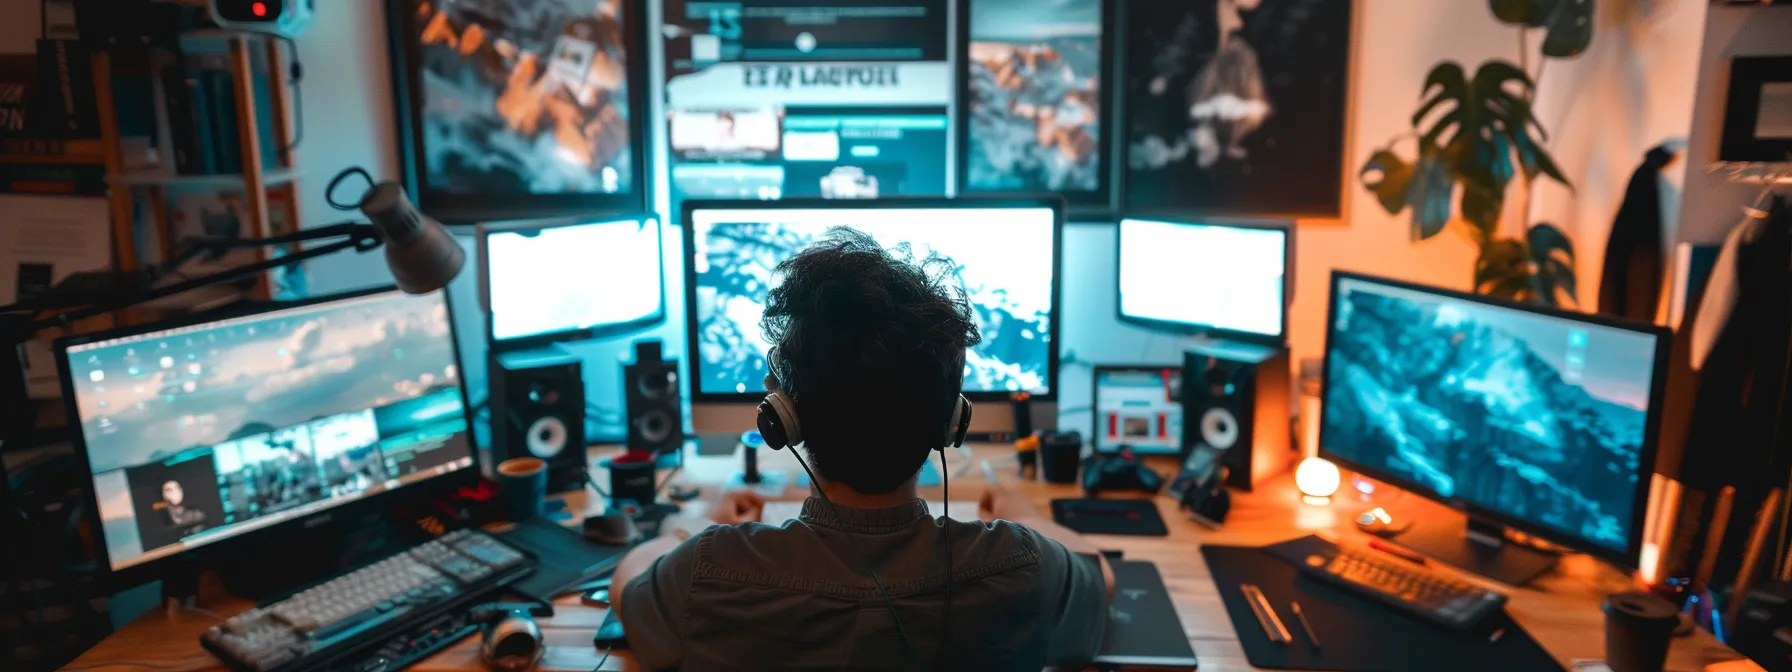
{"left": 201, "top": 530, "right": 531, "bottom": 672}
{"left": 1298, "top": 546, "right": 1507, "bottom": 631}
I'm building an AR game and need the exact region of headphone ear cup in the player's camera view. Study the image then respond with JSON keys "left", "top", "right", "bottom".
{"left": 945, "top": 395, "right": 972, "bottom": 450}
{"left": 758, "top": 392, "right": 802, "bottom": 450}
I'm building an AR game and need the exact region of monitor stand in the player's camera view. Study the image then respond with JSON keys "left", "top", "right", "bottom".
{"left": 1391, "top": 513, "right": 1560, "bottom": 586}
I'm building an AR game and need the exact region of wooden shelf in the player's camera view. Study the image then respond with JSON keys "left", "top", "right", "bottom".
{"left": 106, "top": 166, "right": 301, "bottom": 188}
{"left": 0, "top": 152, "right": 107, "bottom": 165}
{"left": 1708, "top": 161, "right": 1792, "bottom": 185}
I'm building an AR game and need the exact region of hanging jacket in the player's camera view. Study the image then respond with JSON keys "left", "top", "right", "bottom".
{"left": 1598, "top": 145, "right": 1675, "bottom": 320}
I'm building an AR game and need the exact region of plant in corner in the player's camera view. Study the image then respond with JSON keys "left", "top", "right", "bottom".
{"left": 1359, "top": 0, "right": 1594, "bottom": 306}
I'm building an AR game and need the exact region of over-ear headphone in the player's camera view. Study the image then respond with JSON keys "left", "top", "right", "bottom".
{"left": 469, "top": 602, "right": 551, "bottom": 672}
{"left": 757, "top": 388, "right": 972, "bottom": 454}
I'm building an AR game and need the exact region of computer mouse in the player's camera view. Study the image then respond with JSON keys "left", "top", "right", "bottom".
{"left": 1354, "top": 507, "right": 1411, "bottom": 537}
{"left": 582, "top": 513, "right": 641, "bottom": 546}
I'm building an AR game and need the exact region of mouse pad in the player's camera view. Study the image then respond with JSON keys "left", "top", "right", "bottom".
{"left": 1051, "top": 498, "right": 1169, "bottom": 536}
{"left": 1202, "top": 542, "right": 1564, "bottom": 671}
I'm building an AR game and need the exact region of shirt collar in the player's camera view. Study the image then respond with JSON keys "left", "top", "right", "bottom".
{"left": 798, "top": 497, "right": 931, "bottom": 534}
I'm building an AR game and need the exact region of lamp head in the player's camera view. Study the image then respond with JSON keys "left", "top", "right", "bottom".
{"left": 358, "top": 182, "right": 464, "bottom": 294}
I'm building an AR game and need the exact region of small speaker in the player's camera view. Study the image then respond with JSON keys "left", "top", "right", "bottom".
{"left": 624, "top": 341, "right": 681, "bottom": 454}
{"left": 490, "top": 350, "right": 587, "bottom": 493}
{"left": 1182, "top": 342, "right": 1293, "bottom": 491}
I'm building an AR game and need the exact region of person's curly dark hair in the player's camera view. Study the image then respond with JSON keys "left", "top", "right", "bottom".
{"left": 762, "top": 227, "right": 982, "bottom": 493}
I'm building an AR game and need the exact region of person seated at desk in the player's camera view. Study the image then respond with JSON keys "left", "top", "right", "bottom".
{"left": 611, "top": 228, "right": 1114, "bottom": 670}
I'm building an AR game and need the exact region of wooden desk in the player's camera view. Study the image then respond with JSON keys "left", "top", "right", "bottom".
{"left": 63, "top": 443, "right": 1745, "bottom": 672}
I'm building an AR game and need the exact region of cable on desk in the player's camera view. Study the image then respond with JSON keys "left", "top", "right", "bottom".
{"left": 61, "top": 655, "right": 215, "bottom": 672}
{"left": 593, "top": 644, "right": 612, "bottom": 671}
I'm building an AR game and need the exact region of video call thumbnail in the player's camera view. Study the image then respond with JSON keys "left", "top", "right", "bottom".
{"left": 124, "top": 448, "right": 226, "bottom": 554}
{"left": 1321, "top": 277, "right": 1661, "bottom": 552}
{"left": 374, "top": 388, "right": 476, "bottom": 478}
{"left": 688, "top": 206, "right": 1057, "bottom": 397}
{"left": 966, "top": 0, "right": 1104, "bottom": 194}
{"left": 408, "top": 0, "right": 635, "bottom": 197}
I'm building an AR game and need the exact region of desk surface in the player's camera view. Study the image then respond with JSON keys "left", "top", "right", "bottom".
{"left": 64, "top": 443, "right": 1743, "bottom": 672}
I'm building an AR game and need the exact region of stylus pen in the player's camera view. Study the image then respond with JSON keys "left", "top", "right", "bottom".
{"left": 1290, "top": 601, "right": 1320, "bottom": 648}
{"left": 1241, "top": 585, "right": 1291, "bottom": 644}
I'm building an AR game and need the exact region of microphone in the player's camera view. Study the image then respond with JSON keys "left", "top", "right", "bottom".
{"left": 357, "top": 182, "right": 465, "bottom": 294}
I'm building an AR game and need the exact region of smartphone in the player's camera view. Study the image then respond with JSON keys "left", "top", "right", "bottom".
{"left": 593, "top": 609, "right": 629, "bottom": 650}
{"left": 581, "top": 588, "right": 610, "bottom": 607}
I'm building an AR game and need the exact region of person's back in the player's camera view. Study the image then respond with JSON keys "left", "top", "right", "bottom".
{"left": 612, "top": 228, "right": 1110, "bottom": 670}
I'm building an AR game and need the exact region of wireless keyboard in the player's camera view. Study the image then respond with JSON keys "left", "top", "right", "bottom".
{"left": 1298, "top": 546, "right": 1507, "bottom": 631}
{"left": 201, "top": 530, "right": 531, "bottom": 672}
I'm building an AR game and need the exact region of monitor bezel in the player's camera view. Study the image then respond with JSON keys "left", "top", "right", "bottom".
{"left": 54, "top": 285, "right": 480, "bottom": 588}
{"left": 1315, "top": 270, "right": 1672, "bottom": 569}
{"left": 477, "top": 213, "right": 667, "bottom": 352}
{"left": 680, "top": 195, "right": 1067, "bottom": 404}
{"left": 953, "top": 0, "right": 1119, "bottom": 219}
{"left": 1090, "top": 364, "right": 1182, "bottom": 455}
{"left": 384, "top": 0, "right": 653, "bottom": 225}
{"left": 1113, "top": 214, "right": 1292, "bottom": 346}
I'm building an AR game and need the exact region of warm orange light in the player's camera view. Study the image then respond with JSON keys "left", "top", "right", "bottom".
{"left": 1295, "top": 457, "right": 1342, "bottom": 500}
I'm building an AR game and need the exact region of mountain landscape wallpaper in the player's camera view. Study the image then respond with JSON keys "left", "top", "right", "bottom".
{"left": 1321, "top": 281, "right": 1657, "bottom": 552}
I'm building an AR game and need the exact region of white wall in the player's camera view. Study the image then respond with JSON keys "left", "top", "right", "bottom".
{"left": 0, "top": 1, "right": 42, "bottom": 54}
{"left": 1675, "top": 2, "right": 1792, "bottom": 246}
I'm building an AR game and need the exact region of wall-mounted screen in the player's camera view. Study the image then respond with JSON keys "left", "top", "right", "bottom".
{"left": 660, "top": 0, "right": 957, "bottom": 220}
{"left": 387, "top": 0, "right": 650, "bottom": 223}
{"left": 960, "top": 0, "right": 1112, "bottom": 211}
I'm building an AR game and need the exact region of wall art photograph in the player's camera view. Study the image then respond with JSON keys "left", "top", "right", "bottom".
{"left": 963, "top": 0, "right": 1108, "bottom": 199}
{"left": 402, "top": 0, "right": 636, "bottom": 199}
{"left": 1123, "top": 0, "right": 1352, "bottom": 216}
{"left": 1721, "top": 56, "right": 1792, "bottom": 162}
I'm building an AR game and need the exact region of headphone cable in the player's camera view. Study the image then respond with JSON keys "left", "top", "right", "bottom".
{"left": 788, "top": 450, "right": 923, "bottom": 671}
{"left": 938, "top": 450, "right": 953, "bottom": 672}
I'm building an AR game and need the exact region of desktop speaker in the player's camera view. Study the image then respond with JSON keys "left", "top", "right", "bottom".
{"left": 1182, "top": 342, "right": 1293, "bottom": 491}
{"left": 490, "top": 350, "right": 587, "bottom": 493}
{"left": 624, "top": 341, "right": 681, "bottom": 454}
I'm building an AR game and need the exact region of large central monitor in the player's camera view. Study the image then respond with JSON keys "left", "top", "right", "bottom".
{"left": 683, "top": 197, "right": 1063, "bottom": 423}
{"left": 58, "top": 288, "right": 476, "bottom": 577}
{"left": 479, "top": 214, "right": 665, "bottom": 348}
{"left": 1117, "top": 217, "right": 1290, "bottom": 344}
{"left": 1318, "top": 272, "right": 1670, "bottom": 584}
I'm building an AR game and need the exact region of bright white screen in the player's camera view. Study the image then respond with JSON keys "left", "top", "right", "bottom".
{"left": 486, "top": 218, "right": 664, "bottom": 341}
{"left": 1118, "top": 218, "right": 1286, "bottom": 337}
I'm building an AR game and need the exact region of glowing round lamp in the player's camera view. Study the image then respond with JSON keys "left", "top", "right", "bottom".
{"left": 1295, "top": 457, "right": 1342, "bottom": 504}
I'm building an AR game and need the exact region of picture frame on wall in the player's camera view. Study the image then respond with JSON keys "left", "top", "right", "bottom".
{"left": 1120, "top": 0, "right": 1354, "bottom": 218}
{"left": 956, "top": 0, "right": 1118, "bottom": 219}
{"left": 384, "top": 0, "right": 651, "bottom": 225}
{"left": 1719, "top": 56, "right": 1792, "bottom": 163}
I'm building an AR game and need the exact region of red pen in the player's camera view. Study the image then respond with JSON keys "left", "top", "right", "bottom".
{"left": 1368, "top": 539, "right": 1428, "bottom": 566}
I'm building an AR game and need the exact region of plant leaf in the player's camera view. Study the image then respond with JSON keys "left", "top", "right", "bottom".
{"left": 1474, "top": 238, "right": 1530, "bottom": 289}
{"left": 1459, "top": 181, "right": 1503, "bottom": 238}
{"left": 1527, "top": 222, "right": 1576, "bottom": 263}
{"left": 1489, "top": 0, "right": 1550, "bottom": 26}
{"left": 1540, "top": 0, "right": 1595, "bottom": 58}
{"left": 1362, "top": 145, "right": 1455, "bottom": 241}
{"left": 1528, "top": 222, "right": 1579, "bottom": 305}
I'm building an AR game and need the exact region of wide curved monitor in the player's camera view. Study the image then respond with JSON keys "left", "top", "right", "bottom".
{"left": 58, "top": 288, "right": 475, "bottom": 576}
{"left": 683, "top": 197, "right": 1064, "bottom": 403}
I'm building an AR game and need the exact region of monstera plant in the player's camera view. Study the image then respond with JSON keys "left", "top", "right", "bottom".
{"left": 1360, "top": 0, "right": 1594, "bottom": 306}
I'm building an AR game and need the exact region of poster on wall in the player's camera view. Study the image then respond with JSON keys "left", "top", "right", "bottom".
{"left": 1122, "top": 0, "right": 1353, "bottom": 218}
{"left": 959, "top": 0, "right": 1113, "bottom": 212}
{"left": 387, "top": 0, "right": 650, "bottom": 223}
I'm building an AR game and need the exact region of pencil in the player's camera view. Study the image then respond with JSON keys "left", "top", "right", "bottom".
{"left": 1290, "top": 601, "right": 1321, "bottom": 648}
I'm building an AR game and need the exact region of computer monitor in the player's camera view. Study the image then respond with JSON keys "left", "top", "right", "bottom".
{"left": 1116, "top": 217, "right": 1290, "bottom": 343}
{"left": 1092, "top": 365, "right": 1181, "bottom": 455}
{"left": 1317, "top": 272, "right": 1670, "bottom": 585}
{"left": 683, "top": 197, "right": 1063, "bottom": 430}
{"left": 659, "top": 0, "right": 958, "bottom": 220}
{"left": 57, "top": 288, "right": 476, "bottom": 577}
{"left": 479, "top": 215, "right": 665, "bottom": 348}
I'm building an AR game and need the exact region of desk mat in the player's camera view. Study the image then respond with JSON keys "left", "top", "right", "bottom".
{"left": 1203, "top": 540, "right": 1564, "bottom": 672}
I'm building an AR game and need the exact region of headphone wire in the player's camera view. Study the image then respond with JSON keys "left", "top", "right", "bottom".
{"left": 938, "top": 449, "right": 953, "bottom": 672}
